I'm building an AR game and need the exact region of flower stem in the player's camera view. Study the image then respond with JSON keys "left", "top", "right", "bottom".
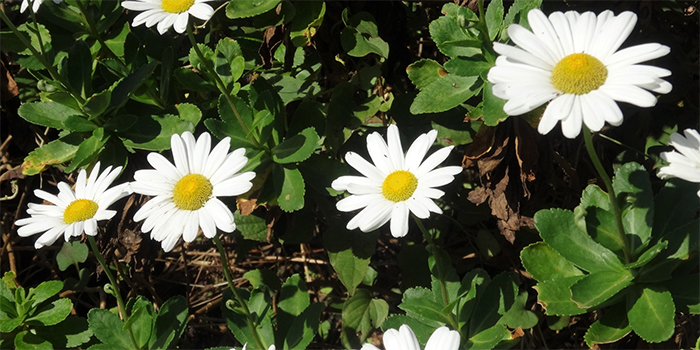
{"left": 582, "top": 126, "right": 631, "bottom": 263}
{"left": 412, "top": 215, "right": 461, "bottom": 333}
{"left": 213, "top": 235, "right": 267, "bottom": 350}
{"left": 0, "top": 8, "right": 85, "bottom": 104}
{"left": 184, "top": 23, "right": 263, "bottom": 149}
{"left": 87, "top": 236, "right": 128, "bottom": 319}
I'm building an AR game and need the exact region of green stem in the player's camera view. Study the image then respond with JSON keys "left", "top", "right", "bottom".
{"left": 213, "top": 235, "right": 266, "bottom": 350}
{"left": 582, "top": 126, "right": 632, "bottom": 263}
{"left": 87, "top": 236, "right": 128, "bottom": 319}
{"left": 413, "top": 215, "right": 460, "bottom": 333}
{"left": 185, "top": 24, "right": 263, "bottom": 149}
{"left": 0, "top": 8, "right": 86, "bottom": 104}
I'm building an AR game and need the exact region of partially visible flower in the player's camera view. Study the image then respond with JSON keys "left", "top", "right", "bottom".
{"left": 20, "top": 0, "right": 62, "bottom": 13}
{"left": 488, "top": 9, "right": 671, "bottom": 139}
{"left": 121, "top": 0, "right": 214, "bottom": 34}
{"left": 361, "top": 324, "right": 460, "bottom": 350}
{"left": 331, "top": 125, "right": 462, "bottom": 238}
{"left": 15, "top": 162, "right": 129, "bottom": 249}
{"left": 131, "top": 132, "right": 255, "bottom": 252}
{"left": 658, "top": 128, "right": 700, "bottom": 197}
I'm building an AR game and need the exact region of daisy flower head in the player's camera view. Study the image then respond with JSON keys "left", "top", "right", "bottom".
{"left": 20, "top": 0, "right": 62, "bottom": 13}
{"left": 15, "top": 162, "right": 129, "bottom": 249}
{"left": 131, "top": 132, "right": 255, "bottom": 252}
{"left": 331, "top": 125, "right": 462, "bottom": 238}
{"left": 488, "top": 9, "right": 672, "bottom": 139}
{"left": 121, "top": 0, "right": 214, "bottom": 34}
{"left": 658, "top": 128, "right": 700, "bottom": 198}
{"left": 361, "top": 324, "right": 460, "bottom": 350}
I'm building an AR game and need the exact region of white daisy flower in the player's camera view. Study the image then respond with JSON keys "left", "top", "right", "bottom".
{"left": 331, "top": 125, "right": 462, "bottom": 238}
{"left": 361, "top": 324, "right": 460, "bottom": 350}
{"left": 658, "top": 128, "right": 700, "bottom": 198}
{"left": 131, "top": 132, "right": 255, "bottom": 252}
{"left": 20, "top": 0, "right": 62, "bottom": 13}
{"left": 15, "top": 162, "right": 129, "bottom": 249}
{"left": 488, "top": 9, "right": 672, "bottom": 139}
{"left": 121, "top": 0, "right": 214, "bottom": 35}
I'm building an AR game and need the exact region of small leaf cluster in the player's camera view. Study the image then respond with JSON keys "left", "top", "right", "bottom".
{"left": 521, "top": 164, "right": 699, "bottom": 346}
{"left": 0, "top": 271, "right": 91, "bottom": 350}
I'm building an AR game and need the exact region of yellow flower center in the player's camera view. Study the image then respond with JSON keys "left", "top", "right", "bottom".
{"left": 382, "top": 170, "right": 418, "bottom": 202}
{"left": 173, "top": 174, "right": 212, "bottom": 210}
{"left": 161, "top": 0, "right": 194, "bottom": 13}
{"left": 551, "top": 53, "right": 608, "bottom": 95}
{"left": 63, "top": 199, "right": 99, "bottom": 224}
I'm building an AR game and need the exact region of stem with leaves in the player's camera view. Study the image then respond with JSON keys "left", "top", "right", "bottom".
{"left": 213, "top": 235, "right": 267, "bottom": 350}
{"left": 582, "top": 126, "right": 631, "bottom": 263}
{"left": 185, "top": 23, "right": 264, "bottom": 149}
{"left": 413, "top": 215, "right": 461, "bottom": 334}
{"left": 0, "top": 8, "right": 86, "bottom": 104}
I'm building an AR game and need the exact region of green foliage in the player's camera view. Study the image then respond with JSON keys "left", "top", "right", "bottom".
{"left": 0, "top": 272, "right": 87, "bottom": 350}
{"left": 56, "top": 241, "right": 89, "bottom": 272}
{"left": 340, "top": 11, "right": 389, "bottom": 59}
{"left": 523, "top": 162, "right": 699, "bottom": 345}
{"left": 87, "top": 295, "right": 188, "bottom": 350}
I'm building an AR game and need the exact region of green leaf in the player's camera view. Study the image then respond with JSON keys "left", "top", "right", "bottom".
{"left": 18, "top": 102, "right": 81, "bottom": 129}
{"left": 290, "top": 1, "right": 325, "bottom": 46}
{"left": 65, "top": 128, "right": 108, "bottom": 173}
{"left": 176, "top": 103, "right": 202, "bottom": 126}
{"left": 626, "top": 285, "right": 675, "bottom": 343}
{"left": 502, "top": 0, "right": 543, "bottom": 36}
{"left": 67, "top": 40, "right": 93, "bottom": 99}
{"left": 612, "top": 162, "right": 654, "bottom": 253}
{"left": 205, "top": 95, "right": 257, "bottom": 150}
{"left": 342, "top": 290, "right": 387, "bottom": 343}
{"left": 25, "top": 298, "right": 71, "bottom": 329}
{"left": 465, "top": 324, "right": 510, "bottom": 350}
{"left": 106, "top": 61, "right": 157, "bottom": 114}
{"left": 570, "top": 270, "right": 633, "bottom": 309}
{"left": 283, "top": 302, "right": 324, "bottom": 350}
{"left": 340, "top": 29, "right": 389, "bottom": 59}
{"left": 121, "top": 114, "right": 194, "bottom": 151}
{"left": 226, "top": 0, "right": 281, "bottom": 19}
{"left": 150, "top": 295, "right": 188, "bottom": 350}
{"left": 406, "top": 59, "right": 447, "bottom": 90}
{"left": 188, "top": 44, "right": 215, "bottom": 73}
{"left": 579, "top": 206, "right": 624, "bottom": 253}
{"left": 520, "top": 242, "right": 584, "bottom": 281}
{"left": 652, "top": 179, "right": 700, "bottom": 238}
{"left": 624, "top": 239, "right": 667, "bottom": 269}
{"left": 233, "top": 211, "right": 268, "bottom": 242}
{"left": 328, "top": 248, "right": 370, "bottom": 296}
{"left": 88, "top": 309, "right": 136, "bottom": 350}
{"left": 82, "top": 90, "right": 112, "bottom": 119}
{"left": 468, "top": 272, "right": 518, "bottom": 336}
{"left": 485, "top": 0, "right": 504, "bottom": 41}
{"left": 429, "top": 12, "right": 481, "bottom": 58}
{"left": 456, "top": 268, "right": 490, "bottom": 325}
{"left": 277, "top": 274, "right": 310, "bottom": 337}
{"left": 13, "top": 330, "right": 52, "bottom": 350}
{"left": 243, "top": 269, "right": 281, "bottom": 292}
{"left": 444, "top": 57, "right": 492, "bottom": 77}
{"left": 534, "top": 208, "right": 624, "bottom": 273}
{"left": 499, "top": 290, "right": 538, "bottom": 329}
{"left": 584, "top": 303, "right": 632, "bottom": 348}
{"left": 33, "top": 315, "right": 92, "bottom": 348}
{"left": 638, "top": 219, "right": 699, "bottom": 282}
{"left": 56, "top": 241, "right": 88, "bottom": 272}
{"left": 272, "top": 128, "right": 319, "bottom": 164}
{"left": 399, "top": 287, "right": 451, "bottom": 328}
{"left": 124, "top": 301, "right": 154, "bottom": 349}
{"left": 410, "top": 75, "right": 480, "bottom": 114}
{"left": 533, "top": 276, "right": 587, "bottom": 316}
{"left": 482, "top": 81, "right": 508, "bottom": 126}
{"left": 275, "top": 165, "right": 305, "bottom": 212}
{"left": 28, "top": 280, "right": 63, "bottom": 308}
